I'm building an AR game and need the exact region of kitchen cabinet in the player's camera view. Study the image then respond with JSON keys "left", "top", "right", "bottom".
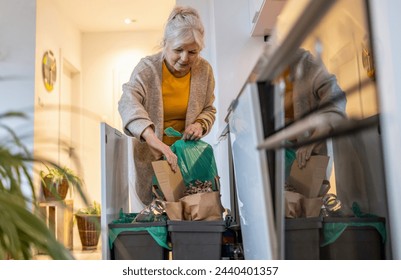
{"left": 250, "top": 0, "right": 286, "bottom": 36}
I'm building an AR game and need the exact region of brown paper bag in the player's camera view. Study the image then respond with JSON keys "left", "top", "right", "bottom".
{"left": 303, "top": 197, "right": 323, "bottom": 217}
{"left": 180, "top": 192, "right": 224, "bottom": 221}
{"left": 285, "top": 190, "right": 323, "bottom": 218}
{"left": 288, "top": 155, "right": 329, "bottom": 198}
{"left": 164, "top": 201, "right": 184, "bottom": 221}
{"left": 284, "top": 191, "right": 304, "bottom": 218}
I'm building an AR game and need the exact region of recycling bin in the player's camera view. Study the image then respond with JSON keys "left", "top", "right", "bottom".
{"left": 109, "top": 221, "right": 170, "bottom": 260}
{"left": 320, "top": 216, "right": 386, "bottom": 260}
{"left": 167, "top": 220, "right": 226, "bottom": 260}
{"left": 285, "top": 217, "right": 322, "bottom": 260}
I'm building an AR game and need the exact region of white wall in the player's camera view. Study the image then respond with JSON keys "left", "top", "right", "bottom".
{"left": 34, "top": 0, "right": 82, "bottom": 194}
{"left": 0, "top": 0, "right": 36, "bottom": 142}
{"left": 0, "top": 0, "right": 36, "bottom": 116}
{"left": 35, "top": 0, "right": 84, "bottom": 250}
{"left": 0, "top": 0, "right": 36, "bottom": 197}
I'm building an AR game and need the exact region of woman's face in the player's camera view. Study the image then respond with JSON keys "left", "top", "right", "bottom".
{"left": 164, "top": 41, "right": 199, "bottom": 77}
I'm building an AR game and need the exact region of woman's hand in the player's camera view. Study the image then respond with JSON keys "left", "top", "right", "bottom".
{"left": 183, "top": 122, "right": 203, "bottom": 141}
{"left": 296, "top": 143, "right": 317, "bottom": 169}
{"left": 296, "top": 123, "right": 333, "bottom": 168}
{"left": 141, "top": 127, "right": 178, "bottom": 172}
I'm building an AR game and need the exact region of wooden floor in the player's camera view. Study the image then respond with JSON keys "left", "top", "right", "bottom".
{"left": 33, "top": 248, "right": 101, "bottom": 260}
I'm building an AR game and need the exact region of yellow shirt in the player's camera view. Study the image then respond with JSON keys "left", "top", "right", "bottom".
{"left": 162, "top": 62, "right": 190, "bottom": 145}
{"left": 283, "top": 67, "right": 294, "bottom": 123}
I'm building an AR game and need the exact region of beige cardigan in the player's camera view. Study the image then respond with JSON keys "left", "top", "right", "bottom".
{"left": 118, "top": 52, "right": 216, "bottom": 205}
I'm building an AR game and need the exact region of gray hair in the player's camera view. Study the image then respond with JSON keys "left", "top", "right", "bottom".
{"left": 161, "top": 6, "right": 205, "bottom": 58}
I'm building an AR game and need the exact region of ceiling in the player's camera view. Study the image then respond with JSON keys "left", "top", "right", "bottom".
{"left": 52, "top": 0, "right": 176, "bottom": 33}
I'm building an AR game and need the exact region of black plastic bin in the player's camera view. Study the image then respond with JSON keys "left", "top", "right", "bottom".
{"left": 285, "top": 217, "right": 322, "bottom": 260}
{"left": 167, "top": 220, "right": 226, "bottom": 260}
{"left": 109, "top": 221, "right": 169, "bottom": 260}
{"left": 320, "top": 216, "right": 386, "bottom": 260}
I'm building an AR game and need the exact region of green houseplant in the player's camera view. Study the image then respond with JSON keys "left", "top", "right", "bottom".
{"left": 40, "top": 165, "right": 82, "bottom": 201}
{"left": 0, "top": 111, "right": 88, "bottom": 259}
{"left": 75, "top": 201, "right": 101, "bottom": 251}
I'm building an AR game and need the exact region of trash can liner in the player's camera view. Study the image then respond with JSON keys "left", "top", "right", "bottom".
{"left": 108, "top": 225, "right": 170, "bottom": 250}
{"left": 285, "top": 147, "right": 296, "bottom": 180}
{"left": 113, "top": 209, "right": 137, "bottom": 223}
{"left": 109, "top": 209, "right": 170, "bottom": 250}
{"left": 321, "top": 201, "right": 387, "bottom": 247}
{"left": 321, "top": 221, "right": 386, "bottom": 247}
{"left": 165, "top": 127, "right": 219, "bottom": 191}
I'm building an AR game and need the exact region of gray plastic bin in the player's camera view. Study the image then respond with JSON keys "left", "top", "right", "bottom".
{"left": 109, "top": 221, "right": 169, "bottom": 260}
{"left": 285, "top": 217, "right": 322, "bottom": 260}
{"left": 167, "top": 220, "right": 226, "bottom": 260}
{"left": 320, "top": 216, "right": 386, "bottom": 260}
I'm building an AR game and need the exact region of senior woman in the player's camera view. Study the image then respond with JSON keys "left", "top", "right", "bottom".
{"left": 118, "top": 5, "right": 216, "bottom": 205}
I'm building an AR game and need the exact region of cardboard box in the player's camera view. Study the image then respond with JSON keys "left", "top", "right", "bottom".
{"left": 151, "top": 160, "right": 186, "bottom": 202}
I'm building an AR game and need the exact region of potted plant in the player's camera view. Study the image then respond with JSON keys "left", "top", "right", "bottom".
{"left": 40, "top": 165, "right": 83, "bottom": 201}
{"left": 75, "top": 201, "right": 101, "bottom": 251}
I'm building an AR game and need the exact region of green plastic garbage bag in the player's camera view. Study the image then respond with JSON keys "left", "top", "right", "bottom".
{"left": 108, "top": 209, "right": 170, "bottom": 250}
{"left": 285, "top": 148, "right": 296, "bottom": 180}
{"left": 321, "top": 221, "right": 386, "bottom": 247}
{"left": 165, "top": 127, "right": 220, "bottom": 191}
{"left": 321, "top": 202, "right": 386, "bottom": 247}
{"left": 109, "top": 226, "right": 170, "bottom": 250}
